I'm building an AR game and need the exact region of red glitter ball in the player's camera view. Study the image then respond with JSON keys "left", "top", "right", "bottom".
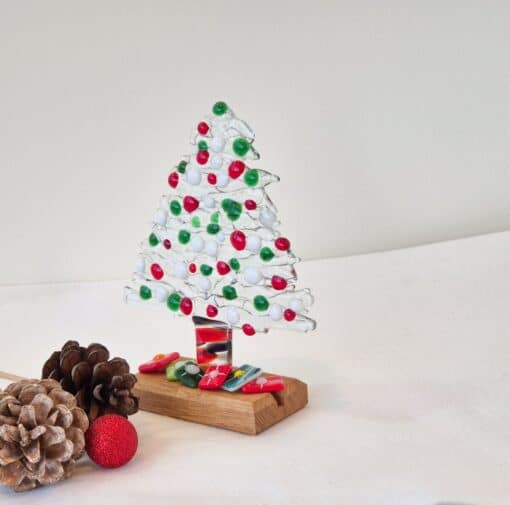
{"left": 197, "top": 121, "right": 209, "bottom": 135}
{"left": 163, "top": 239, "right": 172, "bottom": 250}
{"left": 275, "top": 237, "right": 291, "bottom": 251}
{"left": 242, "top": 324, "right": 255, "bottom": 336}
{"left": 180, "top": 297, "right": 193, "bottom": 315}
{"left": 196, "top": 150, "right": 209, "bottom": 165}
{"left": 271, "top": 275, "right": 287, "bottom": 290}
{"left": 284, "top": 309, "right": 296, "bottom": 322}
{"left": 168, "top": 171, "right": 179, "bottom": 188}
{"left": 244, "top": 199, "right": 257, "bottom": 210}
{"left": 183, "top": 195, "right": 199, "bottom": 213}
{"left": 207, "top": 173, "right": 217, "bottom": 185}
{"left": 228, "top": 160, "right": 245, "bottom": 179}
{"left": 206, "top": 304, "right": 218, "bottom": 318}
{"left": 189, "top": 263, "right": 197, "bottom": 273}
{"left": 216, "top": 261, "right": 231, "bottom": 275}
{"left": 150, "top": 263, "right": 164, "bottom": 280}
{"left": 85, "top": 414, "right": 138, "bottom": 469}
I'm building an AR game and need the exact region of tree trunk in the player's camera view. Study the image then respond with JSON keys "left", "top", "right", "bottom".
{"left": 193, "top": 316, "right": 232, "bottom": 366}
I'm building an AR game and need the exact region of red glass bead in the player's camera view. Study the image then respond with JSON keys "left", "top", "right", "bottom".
{"left": 183, "top": 195, "right": 199, "bottom": 213}
{"left": 216, "top": 261, "right": 231, "bottom": 275}
{"left": 197, "top": 121, "right": 209, "bottom": 135}
{"left": 230, "top": 230, "right": 246, "bottom": 251}
{"left": 207, "top": 173, "right": 217, "bottom": 185}
{"left": 271, "top": 275, "right": 287, "bottom": 290}
{"left": 284, "top": 309, "right": 296, "bottom": 321}
{"left": 163, "top": 239, "right": 172, "bottom": 250}
{"left": 242, "top": 324, "right": 255, "bottom": 336}
{"left": 244, "top": 199, "right": 257, "bottom": 210}
{"left": 180, "top": 297, "right": 193, "bottom": 315}
{"left": 206, "top": 304, "right": 218, "bottom": 318}
{"left": 150, "top": 263, "right": 164, "bottom": 280}
{"left": 168, "top": 172, "right": 179, "bottom": 188}
{"left": 189, "top": 263, "right": 197, "bottom": 273}
{"left": 275, "top": 237, "right": 291, "bottom": 251}
{"left": 196, "top": 150, "right": 209, "bottom": 165}
{"left": 228, "top": 160, "right": 245, "bottom": 179}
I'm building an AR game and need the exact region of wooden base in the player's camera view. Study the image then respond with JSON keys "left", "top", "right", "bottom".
{"left": 133, "top": 372, "right": 308, "bottom": 435}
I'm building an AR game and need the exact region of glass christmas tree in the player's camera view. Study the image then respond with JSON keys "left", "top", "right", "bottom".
{"left": 125, "top": 101, "right": 315, "bottom": 366}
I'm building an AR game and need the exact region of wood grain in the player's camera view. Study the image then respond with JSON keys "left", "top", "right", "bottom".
{"left": 133, "top": 372, "right": 308, "bottom": 435}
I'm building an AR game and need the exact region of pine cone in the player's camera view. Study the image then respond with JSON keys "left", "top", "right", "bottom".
{"left": 0, "top": 378, "right": 89, "bottom": 492}
{"left": 42, "top": 340, "right": 138, "bottom": 422}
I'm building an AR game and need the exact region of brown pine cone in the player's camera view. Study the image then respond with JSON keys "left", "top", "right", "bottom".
{"left": 0, "top": 378, "right": 89, "bottom": 492}
{"left": 42, "top": 340, "right": 138, "bottom": 422}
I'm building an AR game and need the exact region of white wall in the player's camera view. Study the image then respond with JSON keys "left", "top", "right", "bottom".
{"left": 1, "top": 1, "right": 509, "bottom": 285}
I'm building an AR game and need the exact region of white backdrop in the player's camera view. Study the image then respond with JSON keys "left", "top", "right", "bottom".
{"left": 1, "top": 1, "right": 509, "bottom": 285}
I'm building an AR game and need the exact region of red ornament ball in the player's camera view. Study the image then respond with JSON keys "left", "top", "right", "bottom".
{"left": 275, "top": 237, "right": 290, "bottom": 251}
{"left": 168, "top": 171, "right": 179, "bottom": 189}
{"left": 183, "top": 195, "right": 199, "bottom": 213}
{"left": 230, "top": 230, "right": 246, "bottom": 251}
{"left": 242, "top": 323, "right": 255, "bottom": 336}
{"left": 189, "top": 262, "right": 197, "bottom": 273}
{"left": 284, "top": 309, "right": 296, "bottom": 322}
{"left": 196, "top": 150, "right": 209, "bottom": 165}
{"left": 163, "top": 239, "right": 172, "bottom": 250}
{"left": 228, "top": 160, "right": 245, "bottom": 179}
{"left": 216, "top": 261, "right": 230, "bottom": 275}
{"left": 150, "top": 263, "right": 164, "bottom": 280}
{"left": 271, "top": 275, "right": 287, "bottom": 291}
{"left": 180, "top": 297, "right": 193, "bottom": 315}
{"left": 244, "top": 199, "right": 257, "bottom": 210}
{"left": 207, "top": 173, "right": 217, "bottom": 185}
{"left": 206, "top": 304, "right": 218, "bottom": 318}
{"left": 85, "top": 414, "right": 138, "bottom": 469}
{"left": 197, "top": 121, "right": 209, "bottom": 135}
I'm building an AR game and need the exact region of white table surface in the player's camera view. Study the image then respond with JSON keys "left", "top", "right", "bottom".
{"left": 1, "top": 232, "right": 509, "bottom": 505}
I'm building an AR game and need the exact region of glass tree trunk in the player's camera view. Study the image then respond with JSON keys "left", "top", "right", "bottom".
{"left": 193, "top": 316, "right": 232, "bottom": 366}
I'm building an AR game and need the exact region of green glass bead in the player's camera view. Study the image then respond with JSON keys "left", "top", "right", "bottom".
{"left": 139, "top": 285, "right": 152, "bottom": 300}
{"left": 177, "top": 160, "right": 187, "bottom": 174}
{"left": 222, "top": 285, "right": 237, "bottom": 300}
{"left": 170, "top": 200, "right": 182, "bottom": 216}
{"left": 167, "top": 292, "right": 181, "bottom": 311}
{"left": 229, "top": 258, "right": 240, "bottom": 271}
{"left": 212, "top": 101, "right": 228, "bottom": 116}
{"left": 207, "top": 223, "right": 220, "bottom": 235}
{"left": 191, "top": 216, "right": 201, "bottom": 228}
{"left": 244, "top": 169, "right": 259, "bottom": 187}
{"left": 198, "top": 140, "right": 208, "bottom": 151}
{"left": 210, "top": 211, "right": 219, "bottom": 224}
{"left": 178, "top": 230, "right": 190, "bottom": 244}
{"left": 233, "top": 137, "right": 250, "bottom": 157}
{"left": 166, "top": 360, "right": 187, "bottom": 381}
{"left": 254, "top": 295, "right": 269, "bottom": 312}
{"left": 149, "top": 233, "right": 159, "bottom": 247}
{"left": 221, "top": 198, "right": 242, "bottom": 221}
{"left": 200, "top": 264, "right": 213, "bottom": 276}
{"left": 260, "top": 247, "right": 274, "bottom": 262}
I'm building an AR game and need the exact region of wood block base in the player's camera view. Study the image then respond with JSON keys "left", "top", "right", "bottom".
{"left": 133, "top": 372, "right": 308, "bottom": 435}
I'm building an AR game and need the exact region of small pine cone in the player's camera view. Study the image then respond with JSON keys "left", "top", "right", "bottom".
{"left": 0, "top": 378, "right": 89, "bottom": 492}
{"left": 42, "top": 340, "right": 139, "bottom": 422}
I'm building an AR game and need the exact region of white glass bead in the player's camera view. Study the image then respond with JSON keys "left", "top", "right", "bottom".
{"left": 205, "top": 240, "right": 218, "bottom": 256}
{"left": 198, "top": 276, "right": 211, "bottom": 291}
{"left": 155, "top": 286, "right": 168, "bottom": 303}
{"left": 210, "top": 154, "right": 223, "bottom": 169}
{"left": 202, "top": 195, "right": 215, "bottom": 208}
{"left": 173, "top": 261, "right": 188, "bottom": 279}
{"left": 186, "top": 167, "right": 201, "bottom": 185}
{"left": 227, "top": 306, "right": 240, "bottom": 325}
{"left": 289, "top": 298, "right": 304, "bottom": 312}
{"left": 216, "top": 231, "right": 225, "bottom": 243}
{"left": 260, "top": 208, "right": 276, "bottom": 227}
{"left": 210, "top": 137, "right": 225, "bottom": 152}
{"left": 135, "top": 257, "right": 145, "bottom": 273}
{"left": 269, "top": 304, "right": 283, "bottom": 321}
{"left": 217, "top": 172, "right": 229, "bottom": 188}
{"left": 244, "top": 266, "right": 262, "bottom": 285}
{"left": 246, "top": 235, "right": 261, "bottom": 253}
{"left": 191, "top": 235, "right": 205, "bottom": 252}
{"left": 153, "top": 209, "right": 168, "bottom": 226}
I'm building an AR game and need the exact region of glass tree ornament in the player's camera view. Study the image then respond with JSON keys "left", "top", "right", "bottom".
{"left": 124, "top": 101, "right": 316, "bottom": 366}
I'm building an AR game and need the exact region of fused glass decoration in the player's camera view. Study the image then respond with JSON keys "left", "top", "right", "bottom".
{"left": 124, "top": 101, "right": 316, "bottom": 335}
{"left": 194, "top": 316, "right": 232, "bottom": 366}
{"left": 222, "top": 364, "right": 262, "bottom": 392}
